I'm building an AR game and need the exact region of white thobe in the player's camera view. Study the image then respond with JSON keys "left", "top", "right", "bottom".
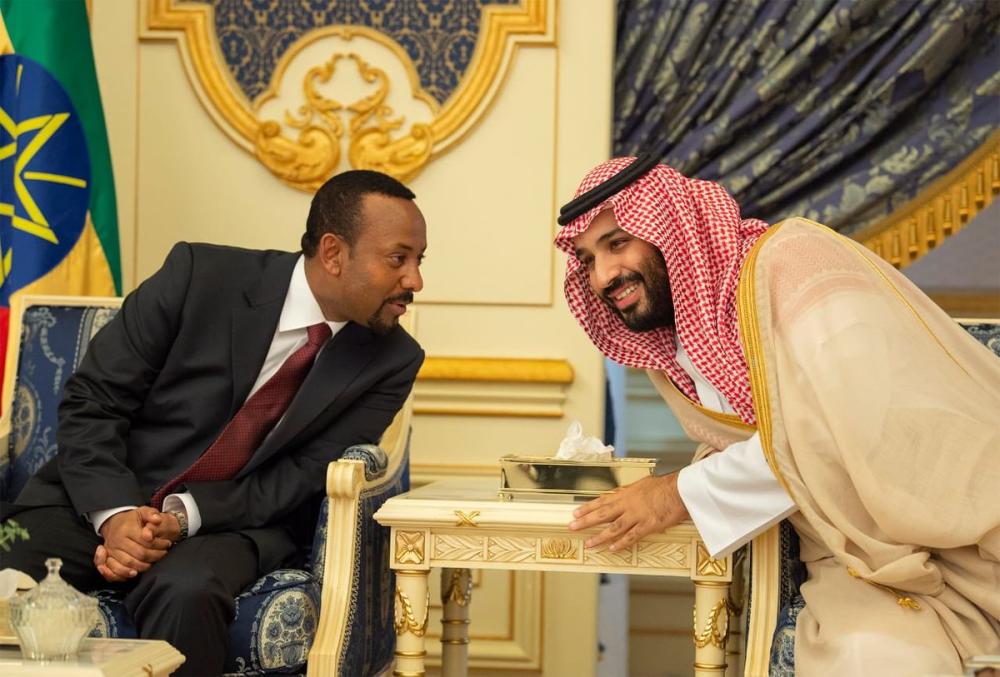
{"left": 673, "top": 340, "right": 797, "bottom": 558}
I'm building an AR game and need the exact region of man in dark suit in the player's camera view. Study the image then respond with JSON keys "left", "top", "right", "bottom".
{"left": 1, "top": 170, "right": 426, "bottom": 675}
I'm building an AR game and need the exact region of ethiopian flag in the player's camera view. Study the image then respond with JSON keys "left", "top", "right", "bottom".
{"left": 0, "top": 0, "right": 121, "bottom": 398}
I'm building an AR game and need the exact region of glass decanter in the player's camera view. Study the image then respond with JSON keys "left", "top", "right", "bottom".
{"left": 8, "top": 558, "right": 99, "bottom": 660}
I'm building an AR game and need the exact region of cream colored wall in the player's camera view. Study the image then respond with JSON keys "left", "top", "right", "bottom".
{"left": 91, "top": 1, "right": 615, "bottom": 675}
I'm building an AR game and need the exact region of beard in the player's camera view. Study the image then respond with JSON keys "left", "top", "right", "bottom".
{"left": 601, "top": 254, "right": 674, "bottom": 332}
{"left": 366, "top": 291, "right": 414, "bottom": 336}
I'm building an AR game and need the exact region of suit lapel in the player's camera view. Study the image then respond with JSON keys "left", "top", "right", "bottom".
{"left": 229, "top": 253, "right": 298, "bottom": 416}
{"left": 239, "top": 322, "right": 378, "bottom": 476}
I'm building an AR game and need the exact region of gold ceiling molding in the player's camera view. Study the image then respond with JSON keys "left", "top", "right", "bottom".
{"left": 853, "top": 130, "right": 1000, "bottom": 269}
{"left": 141, "top": 0, "right": 551, "bottom": 188}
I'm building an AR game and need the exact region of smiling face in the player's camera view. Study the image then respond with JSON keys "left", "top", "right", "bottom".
{"left": 572, "top": 209, "right": 674, "bottom": 332}
{"left": 310, "top": 193, "right": 427, "bottom": 335}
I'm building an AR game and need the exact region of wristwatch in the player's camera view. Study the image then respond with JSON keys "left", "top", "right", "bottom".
{"left": 166, "top": 509, "right": 189, "bottom": 540}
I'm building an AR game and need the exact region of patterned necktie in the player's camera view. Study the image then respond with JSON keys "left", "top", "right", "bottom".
{"left": 151, "top": 322, "right": 333, "bottom": 509}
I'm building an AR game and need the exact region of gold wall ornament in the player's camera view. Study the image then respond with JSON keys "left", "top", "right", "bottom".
{"left": 417, "top": 357, "right": 574, "bottom": 384}
{"left": 696, "top": 543, "right": 727, "bottom": 577}
{"left": 142, "top": 0, "right": 551, "bottom": 188}
{"left": 454, "top": 510, "right": 481, "bottom": 528}
{"left": 253, "top": 51, "right": 432, "bottom": 189}
{"left": 394, "top": 587, "right": 430, "bottom": 637}
{"left": 395, "top": 531, "right": 426, "bottom": 565}
{"left": 540, "top": 537, "right": 577, "bottom": 560}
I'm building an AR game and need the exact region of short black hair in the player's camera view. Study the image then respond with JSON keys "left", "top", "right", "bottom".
{"left": 301, "top": 170, "right": 416, "bottom": 256}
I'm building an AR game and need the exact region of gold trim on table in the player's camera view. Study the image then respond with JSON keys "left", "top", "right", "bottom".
{"left": 395, "top": 531, "right": 426, "bottom": 565}
{"left": 454, "top": 510, "right": 481, "bottom": 528}
{"left": 692, "top": 597, "right": 736, "bottom": 650}
{"left": 375, "top": 479, "right": 733, "bottom": 676}
{"left": 696, "top": 543, "right": 728, "bottom": 577}
{"left": 394, "top": 588, "right": 430, "bottom": 637}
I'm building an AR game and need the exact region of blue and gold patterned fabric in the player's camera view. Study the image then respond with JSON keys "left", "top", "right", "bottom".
{"left": 335, "top": 446, "right": 409, "bottom": 676}
{"left": 1, "top": 303, "right": 118, "bottom": 502}
{"left": 225, "top": 569, "right": 322, "bottom": 674}
{"left": 2, "top": 300, "right": 406, "bottom": 676}
{"left": 86, "top": 444, "right": 405, "bottom": 676}
{"left": 958, "top": 321, "right": 1000, "bottom": 358}
{"left": 769, "top": 593, "right": 805, "bottom": 677}
{"left": 764, "top": 320, "right": 1000, "bottom": 673}
{"left": 199, "top": 0, "right": 519, "bottom": 105}
{"left": 615, "top": 0, "right": 1000, "bottom": 235}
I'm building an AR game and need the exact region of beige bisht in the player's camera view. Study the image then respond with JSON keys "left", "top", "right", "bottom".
{"left": 654, "top": 217, "right": 1000, "bottom": 674}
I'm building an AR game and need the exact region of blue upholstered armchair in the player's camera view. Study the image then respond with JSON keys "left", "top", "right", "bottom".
{"left": 0, "top": 295, "right": 413, "bottom": 676}
{"left": 742, "top": 319, "right": 1000, "bottom": 676}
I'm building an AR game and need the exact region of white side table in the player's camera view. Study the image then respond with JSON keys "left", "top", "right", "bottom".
{"left": 374, "top": 478, "right": 737, "bottom": 677}
{"left": 0, "top": 638, "right": 185, "bottom": 676}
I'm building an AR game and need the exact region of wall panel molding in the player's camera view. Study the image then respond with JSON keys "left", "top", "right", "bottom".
{"left": 139, "top": 0, "right": 553, "bottom": 188}
{"left": 415, "top": 356, "right": 573, "bottom": 418}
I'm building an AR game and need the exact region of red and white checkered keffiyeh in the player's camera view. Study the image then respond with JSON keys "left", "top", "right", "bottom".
{"left": 555, "top": 158, "right": 768, "bottom": 425}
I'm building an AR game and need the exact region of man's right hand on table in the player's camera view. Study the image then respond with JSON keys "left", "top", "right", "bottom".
{"left": 94, "top": 507, "right": 175, "bottom": 582}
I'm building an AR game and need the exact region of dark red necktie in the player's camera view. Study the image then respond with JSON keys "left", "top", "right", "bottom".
{"left": 151, "top": 322, "right": 333, "bottom": 509}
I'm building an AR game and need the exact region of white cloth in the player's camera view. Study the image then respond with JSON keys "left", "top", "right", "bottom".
{"left": 90, "top": 255, "right": 345, "bottom": 536}
{"left": 673, "top": 339, "right": 796, "bottom": 558}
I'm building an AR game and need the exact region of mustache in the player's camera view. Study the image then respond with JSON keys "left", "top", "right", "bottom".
{"left": 383, "top": 291, "right": 414, "bottom": 306}
{"left": 602, "top": 274, "right": 642, "bottom": 301}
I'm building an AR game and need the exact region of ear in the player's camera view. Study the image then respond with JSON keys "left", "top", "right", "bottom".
{"left": 318, "top": 232, "right": 348, "bottom": 276}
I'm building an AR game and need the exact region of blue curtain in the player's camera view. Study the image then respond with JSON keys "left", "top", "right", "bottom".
{"left": 615, "top": 0, "right": 1000, "bottom": 235}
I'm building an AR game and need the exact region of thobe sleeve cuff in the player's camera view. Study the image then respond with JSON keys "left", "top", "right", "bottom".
{"left": 677, "top": 461, "right": 736, "bottom": 557}
{"left": 163, "top": 492, "right": 202, "bottom": 537}
{"left": 677, "top": 433, "right": 797, "bottom": 559}
{"left": 88, "top": 505, "right": 137, "bottom": 536}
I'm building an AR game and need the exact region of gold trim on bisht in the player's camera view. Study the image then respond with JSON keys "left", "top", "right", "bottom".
{"left": 853, "top": 129, "right": 1000, "bottom": 269}
{"left": 736, "top": 223, "right": 791, "bottom": 494}
{"left": 847, "top": 567, "right": 921, "bottom": 611}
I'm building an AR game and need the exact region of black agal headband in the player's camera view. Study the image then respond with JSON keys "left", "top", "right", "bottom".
{"left": 557, "top": 146, "right": 667, "bottom": 226}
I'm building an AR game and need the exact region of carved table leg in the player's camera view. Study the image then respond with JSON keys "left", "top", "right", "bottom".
{"left": 440, "top": 568, "right": 472, "bottom": 677}
{"left": 394, "top": 569, "right": 430, "bottom": 677}
{"left": 693, "top": 580, "right": 731, "bottom": 676}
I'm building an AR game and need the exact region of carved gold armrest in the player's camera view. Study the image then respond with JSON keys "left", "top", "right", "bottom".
{"left": 306, "top": 445, "right": 387, "bottom": 676}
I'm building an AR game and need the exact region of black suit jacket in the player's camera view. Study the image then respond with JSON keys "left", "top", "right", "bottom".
{"left": 17, "top": 242, "right": 424, "bottom": 570}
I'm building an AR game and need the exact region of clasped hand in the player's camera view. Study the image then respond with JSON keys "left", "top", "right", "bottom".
{"left": 95, "top": 507, "right": 181, "bottom": 582}
{"left": 568, "top": 473, "right": 689, "bottom": 551}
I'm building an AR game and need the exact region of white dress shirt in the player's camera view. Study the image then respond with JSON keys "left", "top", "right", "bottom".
{"left": 90, "top": 255, "right": 346, "bottom": 536}
{"left": 673, "top": 339, "right": 797, "bottom": 558}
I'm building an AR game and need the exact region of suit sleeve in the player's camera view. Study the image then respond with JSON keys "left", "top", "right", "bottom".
{"left": 55, "top": 243, "right": 193, "bottom": 514}
{"left": 187, "top": 347, "right": 424, "bottom": 532}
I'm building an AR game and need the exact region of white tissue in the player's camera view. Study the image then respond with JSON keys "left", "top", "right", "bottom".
{"left": 554, "top": 421, "right": 614, "bottom": 461}
{"left": 0, "top": 568, "right": 35, "bottom": 599}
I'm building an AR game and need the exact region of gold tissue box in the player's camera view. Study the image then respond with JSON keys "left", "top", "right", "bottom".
{"left": 499, "top": 455, "right": 656, "bottom": 502}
